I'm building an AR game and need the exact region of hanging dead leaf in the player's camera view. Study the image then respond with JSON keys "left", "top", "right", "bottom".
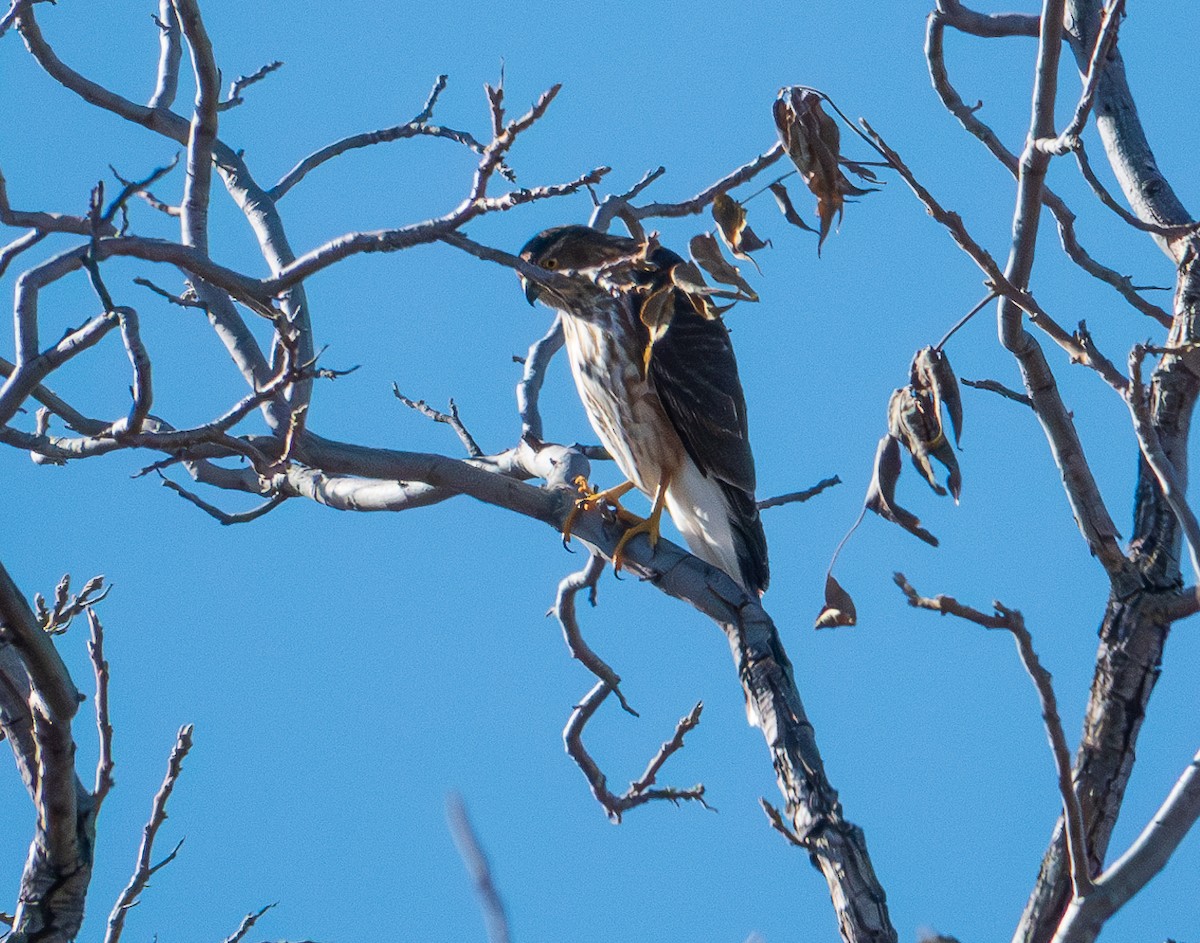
{"left": 773, "top": 86, "right": 878, "bottom": 252}
{"left": 768, "top": 182, "right": 817, "bottom": 234}
{"left": 887, "top": 387, "right": 961, "bottom": 502}
{"left": 815, "top": 573, "right": 857, "bottom": 629}
{"left": 688, "top": 233, "right": 759, "bottom": 300}
{"left": 639, "top": 282, "right": 674, "bottom": 340}
{"left": 864, "top": 434, "right": 939, "bottom": 546}
{"left": 712, "top": 193, "right": 769, "bottom": 260}
{"left": 910, "top": 346, "right": 963, "bottom": 447}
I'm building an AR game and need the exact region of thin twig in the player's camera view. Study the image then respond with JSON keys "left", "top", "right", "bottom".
{"left": 563, "top": 679, "right": 708, "bottom": 823}
{"left": 158, "top": 472, "right": 287, "bottom": 525}
{"left": 632, "top": 144, "right": 785, "bottom": 221}
{"left": 760, "top": 798, "right": 809, "bottom": 848}
{"left": 961, "top": 377, "right": 1034, "bottom": 408}
{"left": 87, "top": 609, "right": 115, "bottom": 806}
{"left": 393, "top": 386, "right": 483, "bottom": 458}
{"left": 220, "top": 903, "right": 277, "bottom": 943}
{"left": 1073, "top": 141, "right": 1199, "bottom": 238}
{"left": 217, "top": 60, "right": 283, "bottom": 111}
{"left": 551, "top": 553, "right": 637, "bottom": 716}
{"left": 105, "top": 724, "right": 194, "bottom": 943}
{"left": 936, "top": 291, "right": 996, "bottom": 351}
{"left": 894, "top": 573, "right": 1093, "bottom": 898}
{"left": 133, "top": 276, "right": 206, "bottom": 309}
{"left": 412, "top": 73, "right": 448, "bottom": 124}
{"left": 104, "top": 156, "right": 180, "bottom": 225}
{"left": 757, "top": 475, "right": 841, "bottom": 510}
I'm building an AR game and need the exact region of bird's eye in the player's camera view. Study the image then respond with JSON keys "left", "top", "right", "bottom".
{"left": 543, "top": 258, "right": 558, "bottom": 270}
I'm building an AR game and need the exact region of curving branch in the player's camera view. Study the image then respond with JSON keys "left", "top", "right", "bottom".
{"left": 925, "top": 11, "right": 1173, "bottom": 326}
{"left": 1050, "top": 748, "right": 1200, "bottom": 943}
{"left": 895, "top": 574, "right": 1093, "bottom": 900}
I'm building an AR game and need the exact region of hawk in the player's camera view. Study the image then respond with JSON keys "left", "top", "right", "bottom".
{"left": 519, "top": 225, "right": 769, "bottom": 595}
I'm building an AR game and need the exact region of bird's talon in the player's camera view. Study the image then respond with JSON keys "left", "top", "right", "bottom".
{"left": 560, "top": 478, "right": 638, "bottom": 545}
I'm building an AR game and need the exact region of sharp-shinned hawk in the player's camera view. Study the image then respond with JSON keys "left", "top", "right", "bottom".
{"left": 519, "top": 225, "right": 769, "bottom": 595}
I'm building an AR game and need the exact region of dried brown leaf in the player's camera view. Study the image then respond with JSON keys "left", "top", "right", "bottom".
{"left": 639, "top": 282, "right": 675, "bottom": 374}
{"left": 774, "top": 87, "right": 879, "bottom": 253}
{"left": 688, "top": 233, "right": 759, "bottom": 301}
{"left": 712, "top": 193, "right": 769, "bottom": 260}
{"left": 910, "top": 346, "right": 963, "bottom": 446}
{"left": 815, "top": 573, "right": 857, "bottom": 629}
{"left": 773, "top": 88, "right": 843, "bottom": 250}
{"left": 887, "top": 387, "right": 960, "bottom": 501}
{"left": 864, "top": 434, "right": 939, "bottom": 546}
{"left": 639, "top": 283, "right": 674, "bottom": 340}
{"left": 768, "top": 182, "right": 817, "bottom": 234}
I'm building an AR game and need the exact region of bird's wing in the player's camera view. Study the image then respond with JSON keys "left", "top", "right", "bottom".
{"left": 647, "top": 293, "right": 757, "bottom": 493}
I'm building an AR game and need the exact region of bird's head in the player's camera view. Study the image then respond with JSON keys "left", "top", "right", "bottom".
{"left": 518, "top": 225, "right": 641, "bottom": 308}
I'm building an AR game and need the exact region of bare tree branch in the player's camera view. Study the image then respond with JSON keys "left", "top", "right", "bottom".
{"left": 1051, "top": 749, "right": 1200, "bottom": 943}
{"left": 925, "top": 12, "right": 1173, "bottom": 325}
{"left": 758, "top": 476, "right": 841, "bottom": 510}
{"left": 895, "top": 574, "right": 1093, "bottom": 901}
{"left": 627, "top": 144, "right": 785, "bottom": 221}
{"left": 563, "top": 679, "right": 708, "bottom": 824}
{"left": 394, "top": 387, "right": 483, "bottom": 459}
{"left": 551, "top": 552, "right": 637, "bottom": 716}
{"left": 446, "top": 794, "right": 510, "bottom": 943}
{"left": 87, "top": 610, "right": 115, "bottom": 806}
{"left": 220, "top": 903, "right": 277, "bottom": 943}
{"left": 0, "top": 165, "right": 114, "bottom": 237}
{"left": 516, "top": 317, "right": 564, "bottom": 443}
{"left": 147, "top": 0, "right": 181, "bottom": 111}
{"left": 936, "top": 0, "right": 1039, "bottom": 38}
{"left": 0, "top": 230, "right": 45, "bottom": 280}
{"left": 961, "top": 377, "right": 1034, "bottom": 407}
{"left": 1035, "top": 0, "right": 1124, "bottom": 155}
{"left": 104, "top": 725, "right": 193, "bottom": 943}
{"left": 218, "top": 60, "right": 283, "bottom": 111}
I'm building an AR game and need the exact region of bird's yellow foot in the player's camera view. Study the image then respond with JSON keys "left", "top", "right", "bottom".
{"left": 612, "top": 478, "right": 669, "bottom": 572}
{"left": 561, "top": 476, "right": 638, "bottom": 546}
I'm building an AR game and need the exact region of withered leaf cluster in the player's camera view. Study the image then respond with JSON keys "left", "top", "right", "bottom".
{"left": 623, "top": 232, "right": 759, "bottom": 373}
{"left": 816, "top": 348, "right": 963, "bottom": 629}
{"left": 871, "top": 346, "right": 963, "bottom": 543}
{"left": 773, "top": 86, "right": 878, "bottom": 252}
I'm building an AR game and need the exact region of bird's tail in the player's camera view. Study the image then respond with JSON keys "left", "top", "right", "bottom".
{"left": 665, "top": 462, "right": 770, "bottom": 595}
{"left": 718, "top": 480, "right": 769, "bottom": 596}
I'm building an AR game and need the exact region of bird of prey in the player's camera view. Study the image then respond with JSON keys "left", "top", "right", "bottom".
{"left": 519, "top": 225, "right": 769, "bottom": 595}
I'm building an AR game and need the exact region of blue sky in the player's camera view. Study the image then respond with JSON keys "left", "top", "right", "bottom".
{"left": 3, "top": 2, "right": 1199, "bottom": 941}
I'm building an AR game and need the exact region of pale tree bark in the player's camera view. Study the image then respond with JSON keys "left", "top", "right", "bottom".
{"left": 0, "top": 2, "right": 896, "bottom": 940}
{"left": 4, "top": 1, "right": 1200, "bottom": 941}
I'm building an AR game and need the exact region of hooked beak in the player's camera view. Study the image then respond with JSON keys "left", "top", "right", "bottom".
{"left": 520, "top": 274, "right": 542, "bottom": 306}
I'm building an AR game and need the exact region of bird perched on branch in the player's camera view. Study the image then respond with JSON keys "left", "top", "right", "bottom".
{"left": 519, "top": 225, "right": 769, "bottom": 595}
